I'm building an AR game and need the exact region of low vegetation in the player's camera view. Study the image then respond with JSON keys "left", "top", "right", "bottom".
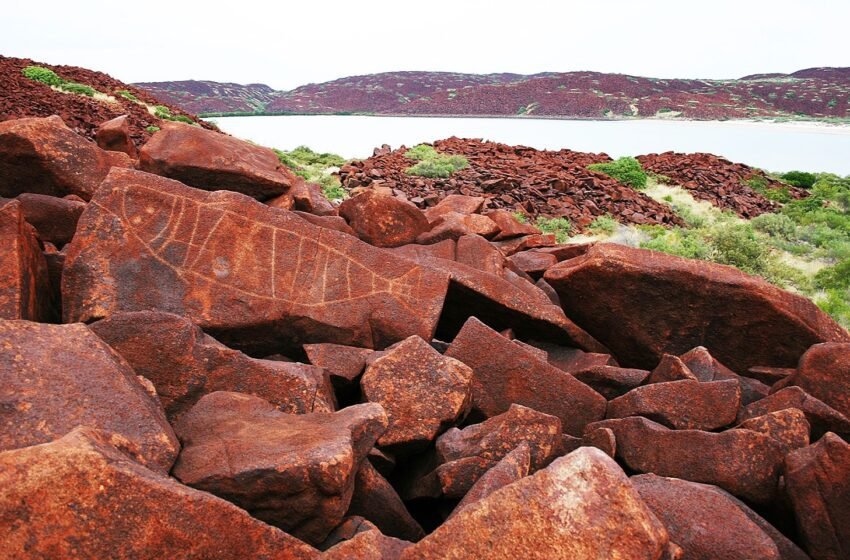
{"left": 116, "top": 89, "right": 139, "bottom": 102}
{"left": 780, "top": 170, "right": 817, "bottom": 189}
{"left": 22, "top": 65, "right": 100, "bottom": 98}
{"left": 404, "top": 144, "right": 469, "bottom": 178}
{"left": 274, "top": 145, "right": 348, "bottom": 201}
{"left": 145, "top": 126, "right": 161, "bottom": 133}
{"left": 152, "top": 105, "right": 195, "bottom": 125}
{"left": 587, "top": 157, "right": 648, "bottom": 189}
{"left": 535, "top": 217, "right": 572, "bottom": 243}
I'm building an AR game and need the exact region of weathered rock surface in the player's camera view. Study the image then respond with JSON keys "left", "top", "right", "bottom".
{"left": 304, "top": 342, "right": 373, "bottom": 390}
{"left": 784, "top": 342, "right": 850, "bottom": 419}
{"left": 0, "top": 200, "right": 52, "bottom": 321}
{"left": 416, "top": 211, "right": 499, "bottom": 244}
{"left": 449, "top": 442, "right": 532, "bottom": 518}
{"left": 323, "top": 521, "right": 411, "bottom": 560}
{"left": 139, "top": 121, "right": 295, "bottom": 199}
{"left": 400, "top": 448, "right": 673, "bottom": 559}
{"left": 423, "top": 194, "right": 485, "bottom": 222}
{"left": 445, "top": 317, "right": 606, "bottom": 435}
{"left": 172, "top": 392, "right": 387, "bottom": 545}
{"left": 89, "top": 311, "right": 335, "bottom": 423}
{"left": 0, "top": 115, "right": 131, "bottom": 200}
{"left": 545, "top": 243, "right": 850, "bottom": 372}
{"left": 739, "top": 386, "right": 850, "bottom": 441}
{"left": 645, "top": 354, "right": 698, "bottom": 384}
{"left": 16, "top": 192, "right": 86, "bottom": 247}
{"left": 0, "top": 320, "right": 179, "bottom": 473}
{"left": 573, "top": 365, "right": 649, "bottom": 399}
{"left": 735, "top": 408, "right": 810, "bottom": 453}
{"left": 96, "top": 114, "right": 137, "bottom": 157}
{"left": 0, "top": 427, "right": 318, "bottom": 560}
{"left": 361, "top": 335, "right": 472, "bottom": 454}
{"left": 339, "top": 190, "right": 429, "bottom": 248}
{"left": 347, "top": 460, "right": 425, "bottom": 542}
{"left": 63, "top": 168, "right": 450, "bottom": 354}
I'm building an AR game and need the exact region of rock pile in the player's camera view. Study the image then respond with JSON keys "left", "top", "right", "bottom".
{"left": 1, "top": 114, "right": 850, "bottom": 559}
{"left": 637, "top": 151, "right": 808, "bottom": 217}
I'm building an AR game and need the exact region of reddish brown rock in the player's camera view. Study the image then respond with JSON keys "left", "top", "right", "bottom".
{"left": 0, "top": 427, "right": 319, "bottom": 560}
{"left": 423, "top": 194, "right": 485, "bottom": 222}
{"left": 739, "top": 386, "right": 850, "bottom": 441}
{"left": 0, "top": 320, "right": 178, "bottom": 473}
{"left": 347, "top": 460, "right": 425, "bottom": 542}
{"left": 0, "top": 200, "right": 53, "bottom": 321}
{"left": 588, "top": 416, "right": 785, "bottom": 505}
{"left": 293, "top": 211, "right": 356, "bottom": 236}
{"left": 485, "top": 209, "right": 541, "bottom": 240}
{"left": 361, "top": 335, "right": 473, "bottom": 455}
{"left": 323, "top": 526, "right": 411, "bottom": 560}
{"left": 784, "top": 433, "right": 850, "bottom": 560}
{"left": 173, "top": 392, "right": 387, "bottom": 545}
{"left": 607, "top": 379, "right": 741, "bottom": 430}
{"left": 535, "top": 277, "right": 560, "bottom": 305}
{"left": 735, "top": 408, "right": 810, "bottom": 452}
{"left": 0, "top": 115, "right": 131, "bottom": 200}
{"left": 338, "top": 190, "right": 429, "bottom": 248}
{"left": 139, "top": 121, "right": 295, "bottom": 200}
{"left": 534, "top": 340, "right": 618, "bottom": 372}
{"left": 416, "top": 211, "right": 499, "bottom": 244}
{"left": 400, "top": 448, "right": 673, "bottom": 560}
{"left": 785, "top": 342, "right": 850, "bottom": 419}
{"left": 747, "top": 366, "right": 796, "bottom": 386}
{"left": 448, "top": 442, "right": 532, "bottom": 518}
{"left": 646, "top": 354, "right": 698, "bottom": 384}
{"left": 545, "top": 243, "right": 850, "bottom": 372}
{"left": 290, "top": 177, "right": 336, "bottom": 216}
{"left": 16, "top": 192, "right": 86, "bottom": 247}
{"left": 679, "top": 345, "right": 769, "bottom": 405}
{"left": 445, "top": 317, "right": 606, "bottom": 435}
{"left": 89, "top": 311, "right": 335, "bottom": 423}
{"left": 455, "top": 234, "right": 505, "bottom": 275}
{"left": 584, "top": 426, "right": 617, "bottom": 458}
{"left": 632, "top": 474, "right": 809, "bottom": 560}
{"left": 493, "top": 232, "right": 557, "bottom": 255}
{"left": 391, "top": 239, "right": 456, "bottom": 261}
{"left": 62, "top": 168, "right": 450, "bottom": 355}
{"left": 304, "top": 342, "right": 373, "bottom": 390}
{"left": 507, "top": 250, "right": 558, "bottom": 278}
{"left": 573, "top": 365, "right": 650, "bottom": 399}
{"left": 96, "top": 114, "right": 137, "bottom": 158}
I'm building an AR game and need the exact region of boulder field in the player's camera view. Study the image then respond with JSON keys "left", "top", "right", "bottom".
{"left": 1, "top": 113, "right": 849, "bottom": 559}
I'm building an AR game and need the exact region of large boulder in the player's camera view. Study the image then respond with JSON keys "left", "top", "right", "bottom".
{"left": 545, "top": 243, "right": 850, "bottom": 372}
{"left": 0, "top": 320, "right": 179, "bottom": 473}
{"left": 0, "top": 115, "right": 131, "bottom": 200}
{"left": 139, "top": 121, "right": 295, "bottom": 200}
{"left": 0, "top": 427, "right": 318, "bottom": 560}
{"left": 172, "top": 392, "right": 387, "bottom": 545}
{"left": 89, "top": 311, "right": 335, "bottom": 423}
{"left": 338, "top": 190, "right": 429, "bottom": 248}
{"left": 0, "top": 200, "right": 53, "bottom": 321}
{"left": 62, "top": 168, "right": 450, "bottom": 355}
{"left": 783, "top": 342, "right": 850, "bottom": 419}
{"left": 400, "top": 448, "right": 674, "bottom": 559}
{"left": 16, "top": 192, "right": 86, "bottom": 247}
{"left": 96, "top": 114, "right": 137, "bottom": 157}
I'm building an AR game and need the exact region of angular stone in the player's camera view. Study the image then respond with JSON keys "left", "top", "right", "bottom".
{"left": 739, "top": 386, "right": 850, "bottom": 441}
{"left": 535, "top": 340, "right": 618, "bottom": 372}
{"left": 632, "top": 474, "right": 809, "bottom": 560}
{"left": 390, "top": 239, "right": 456, "bottom": 261}
{"left": 646, "top": 354, "right": 698, "bottom": 384}
{"left": 173, "top": 392, "right": 387, "bottom": 545}
{"left": 0, "top": 320, "right": 178, "bottom": 473}
{"left": 361, "top": 335, "right": 473, "bottom": 455}
{"left": 455, "top": 234, "right": 505, "bottom": 275}
{"left": 679, "top": 346, "right": 769, "bottom": 405}
{"left": 494, "top": 233, "right": 559, "bottom": 256}
{"left": 507, "top": 250, "right": 558, "bottom": 278}
{"left": 289, "top": 178, "right": 336, "bottom": 216}
{"left": 584, "top": 426, "right": 617, "bottom": 458}
{"left": 607, "top": 379, "right": 741, "bottom": 430}
{"left": 445, "top": 317, "right": 606, "bottom": 435}
{"left": 784, "top": 433, "right": 850, "bottom": 560}
{"left": 96, "top": 114, "right": 137, "bottom": 157}
{"left": 338, "top": 191, "right": 429, "bottom": 248}
{"left": 63, "top": 168, "right": 450, "bottom": 355}
{"left": 735, "top": 408, "right": 810, "bottom": 453}
{"left": 319, "top": 516, "right": 377, "bottom": 550}
{"left": 747, "top": 366, "right": 796, "bottom": 386}
{"left": 323, "top": 527, "right": 411, "bottom": 560}
{"left": 786, "top": 342, "right": 850, "bottom": 419}
{"left": 0, "top": 200, "right": 52, "bottom": 321}
{"left": 588, "top": 416, "right": 785, "bottom": 505}
{"left": 485, "top": 209, "right": 541, "bottom": 240}
{"left": 400, "top": 448, "right": 673, "bottom": 560}
{"left": 0, "top": 427, "right": 318, "bottom": 560}
{"left": 449, "top": 442, "right": 531, "bottom": 518}
{"left": 573, "top": 365, "right": 650, "bottom": 399}
{"left": 347, "top": 460, "right": 425, "bottom": 542}
{"left": 535, "top": 277, "right": 560, "bottom": 305}
{"left": 0, "top": 115, "right": 131, "bottom": 200}
{"left": 293, "top": 211, "right": 356, "bottom": 236}
{"left": 545, "top": 243, "right": 850, "bottom": 372}
{"left": 304, "top": 342, "right": 373, "bottom": 390}
{"left": 424, "top": 194, "right": 485, "bottom": 222}
{"left": 16, "top": 192, "right": 86, "bottom": 247}
{"left": 416, "top": 211, "right": 499, "bottom": 244}
{"left": 139, "top": 121, "right": 294, "bottom": 199}
{"left": 89, "top": 311, "right": 335, "bottom": 423}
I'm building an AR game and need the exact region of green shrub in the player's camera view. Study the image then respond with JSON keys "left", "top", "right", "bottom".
{"left": 154, "top": 105, "right": 172, "bottom": 119}
{"left": 588, "top": 214, "right": 618, "bottom": 235}
{"left": 751, "top": 213, "right": 798, "bottom": 240}
{"left": 404, "top": 144, "right": 439, "bottom": 161}
{"left": 404, "top": 146, "right": 468, "bottom": 179}
{"left": 815, "top": 258, "right": 850, "bottom": 290}
{"left": 817, "top": 289, "right": 850, "bottom": 329}
{"left": 781, "top": 170, "right": 817, "bottom": 189}
{"left": 287, "top": 145, "right": 345, "bottom": 168}
{"left": 319, "top": 175, "right": 346, "bottom": 201}
{"left": 512, "top": 211, "right": 528, "bottom": 224}
{"left": 59, "top": 82, "right": 96, "bottom": 97}
{"left": 146, "top": 125, "right": 160, "bottom": 133}
{"left": 587, "top": 157, "right": 648, "bottom": 190}
{"left": 21, "top": 66, "right": 64, "bottom": 86}
{"left": 535, "top": 217, "right": 572, "bottom": 243}
{"left": 116, "top": 89, "right": 139, "bottom": 102}
{"left": 641, "top": 228, "right": 712, "bottom": 260}
{"left": 708, "top": 223, "right": 770, "bottom": 275}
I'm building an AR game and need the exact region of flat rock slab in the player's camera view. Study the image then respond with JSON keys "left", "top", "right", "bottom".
{"left": 0, "top": 319, "right": 179, "bottom": 473}
{"left": 0, "top": 200, "right": 52, "bottom": 321}
{"left": 347, "top": 460, "right": 425, "bottom": 542}
{"left": 304, "top": 342, "right": 373, "bottom": 390}
{"left": 449, "top": 441, "right": 531, "bottom": 518}
{"left": 0, "top": 427, "right": 318, "bottom": 560}
{"left": 544, "top": 243, "right": 850, "bottom": 372}
{"left": 739, "top": 386, "right": 850, "bottom": 441}
{"left": 63, "top": 168, "right": 450, "bottom": 355}
{"left": 735, "top": 408, "right": 810, "bottom": 453}
{"left": 139, "top": 121, "right": 294, "bottom": 200}
{"left": 339, "top": 190, "right": 429, "bottom": 248}
{"left": 400, "top": 448, "right": 673, "bottom": 560}
{"left": 89, "top": 311, "right": 335, "bottom": 423}
{"left": 173, "top": 392, "right": 387, "bottom": 545}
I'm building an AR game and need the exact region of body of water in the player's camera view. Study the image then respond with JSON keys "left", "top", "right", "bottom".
{"left": 208, "top": 115, "right": 850, "bottom": 175}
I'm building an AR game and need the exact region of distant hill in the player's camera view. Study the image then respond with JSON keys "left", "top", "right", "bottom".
{"left": 136, "top": 68, "right": 850, "bottom": 121}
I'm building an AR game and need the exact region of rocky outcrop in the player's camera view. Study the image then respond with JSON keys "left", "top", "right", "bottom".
{"left": 0, "top": 200, "right": 53, "bottom": 321}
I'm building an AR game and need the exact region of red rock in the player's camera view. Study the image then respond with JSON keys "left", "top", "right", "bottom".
{"left": 0, "top": 200, "right": 53, "bottom": 321}
{"left": 290, "top": 177, "right": 336, "bottom": 216}
{"left": 400, "top": 448, "right": 674, "bottom": 560}
{"left": 545, "top": 243, "right": 850, "bottom": 372}
{"left": 96, "top": 114, "right": 137, "bottom": 157}
{"left": 735, "top": 408, "right": 810, "bottom": 453}
{"left": 679, "top": 345, "right": 769, "bottom": 405}
{"left": 739, "top": 386, "right": 850, "bottom": 441}
{"left": 16, "top": 192, "right": 86, "bottom": 247}
{"left": 573, "top": 365, "right": 650, "bottom": 399}
{"left": 293, "top": 211, "right": 356, "bottom": 236}
{"left": 0, "top": 115, "right": 131, "bottom": 200}
{"left": 492, "top": 233, "right": 557, "bottom": 256}
{"left": 455, "top": 234, "right": 505, "bottom": 275}
{"left": 784, "top": 433, "right": 850, "bottom": 560}
{"left": 607, "top": 379, "right": 741, "bottom": 430}
{"left": 338, "top": 190, "right": 429, "bottom": 248}
{"left": 173, "top": 392, "right": 387, "bottom": 545}
{"left": 347, "top": 460, "right": 425, "bottom": 542}
{"left": 588, "top": 416, "right": 785, "bottom": 505}
{"left": 268, "top": 190, "right": 295, "bottom": 210}
{"left": 323, "top": 524, "right": 411, "bottom": 560}
{"left": 319, "top": 516, "right": 377, "bottom": 550}
{"left": 448, "top": 442, "right": 531, "bottom": 518}
{"left": 89, "top": 311, "right": 335, "bottom": 423}
{"left": 423, "top": 194, "right": 485, "bottom": 222}
{"left": 534, "top": 340, "right": 618, "bottom": 372}
{"left": 747, "top": 366, "right": 796, "bottom": 386}
{"left": 304, "top": 342, "right": 373, "bottom": 390}
{"left": 584, "top": 426, "right": 617, "bottom": 458}
{"left": 361, "top": 335, "right": 472, "bottom": 455}
{"left": 445, "top": 317, "right": 606, "bottom": 435}
{"left": 0, "top": 427, "right": 319, "bottom": 560}
{"left": 785, "top": 342, "right": 850, "bottom": 419}
{"left": 0, "top": 320, "right": 179, "bottom": 473}
{"left": 390, "top": 239, "right": 456, "bottom": 261}
{"left": 632, "top": 474, "right": 809, "bottom": 560}
{"left": 62, "top": 168, "right": 450, "bottom": 355}
{"left": 534, "top": 242, "right": 594, "bottom": 261}
{"left": 507, "top": 250, "right": 558, "bottom": 278}
{"left": 416, "top": 211, "right": 499, "bottom": 244}
{"left": 646, "top": 354, "right": 698, "bottom": 384}
{"left": 139, "top": 121, "right": 295, "bottom": 200}
{"left": 485, "top": 209, "right": 541, "bottom": 240}
{"left": 535, "top": 277, "right": 560, "bottom": 305}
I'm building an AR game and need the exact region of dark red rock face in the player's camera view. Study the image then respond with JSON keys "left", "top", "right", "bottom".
{"left": 16, "top": 192, "right": 86, "bottom": 248}
{"left": 339, "top": 190, "right": 430, "bottom": 248}
{"left": 786, "top": 342, "right": 850, "bottom": 419}
{"left": 96, "top": 114, "right": 137, "bottom": 157}
{"left": 0, "top": 200, "right": 53, "bottom": 321}
{"left": 62, "top": 168, "right": 450, "bottom": 355}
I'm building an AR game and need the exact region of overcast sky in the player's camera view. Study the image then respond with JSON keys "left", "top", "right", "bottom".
{"left": 3, "top": 0, "right": 848, "bottom": 91}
